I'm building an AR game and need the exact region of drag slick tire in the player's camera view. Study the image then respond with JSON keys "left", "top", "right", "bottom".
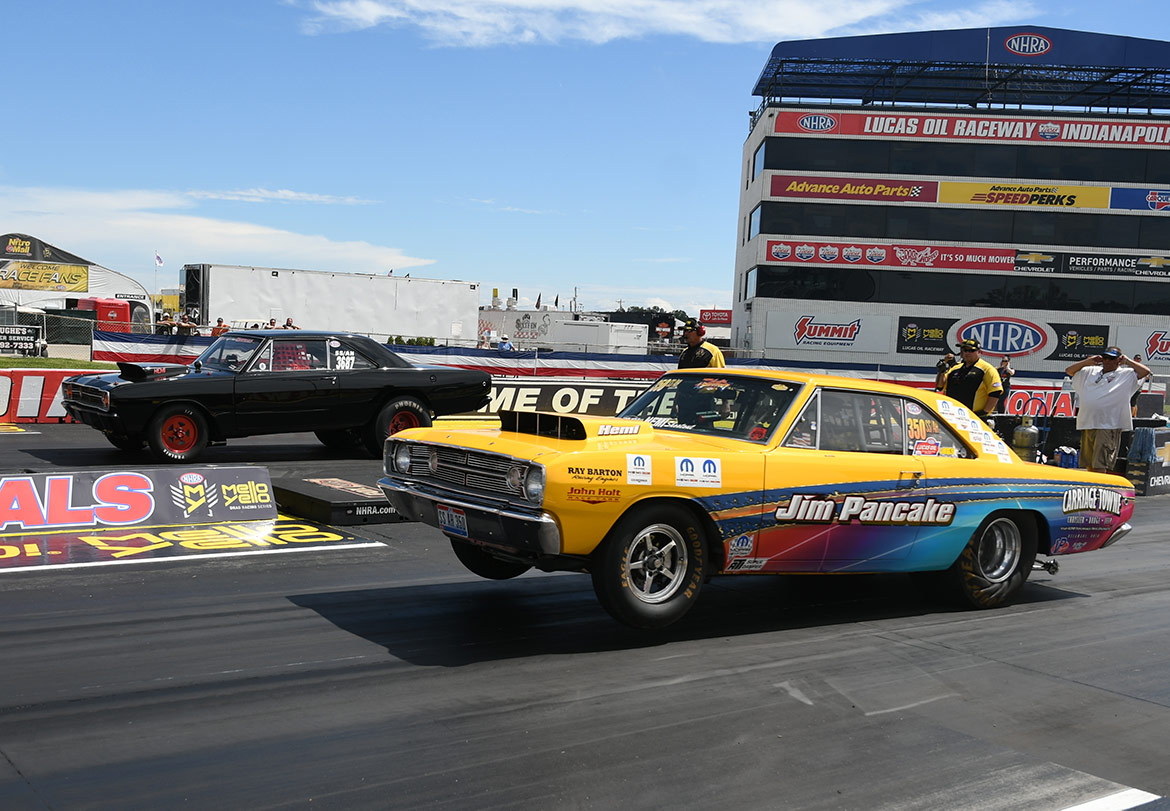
{"left": 450, "top": 539, "right": 532, "bottom": 580}
{"left": 946, "top": 513, "right": 1037, "bottom": 608}
{"left": 106, "top": 433, "right": 145, "bottom": 452}
{"left": 362, "top": 396, "right": 431, "bottom": 456}
{"left": 146, "top": 403, "right": 209, "bottom": 463}
{"left": 591, "top": 504, "right": 707, "bottom": 630}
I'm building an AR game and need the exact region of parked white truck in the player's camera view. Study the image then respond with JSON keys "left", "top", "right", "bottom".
{"left": 180, "top": 264, "right": 480, "bottom": 342}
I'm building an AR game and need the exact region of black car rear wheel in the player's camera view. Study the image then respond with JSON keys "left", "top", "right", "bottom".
{"left": 450, "top": 539, "right": 532, "bottom": 580}
{"left": 146, "top": 404, "right": 209, "bottom": 463}
{"left": 362, "top": 397, "right": 432, "bottom": 456}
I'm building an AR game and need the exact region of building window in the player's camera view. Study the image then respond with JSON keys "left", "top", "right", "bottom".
{"left": 752, "top": 141, "right": 766, "bottom": 182}
{"left": 749, "top": 205, "right": 762, "bottom": 240}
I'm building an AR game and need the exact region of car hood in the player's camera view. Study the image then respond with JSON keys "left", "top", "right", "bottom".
{"left": 397, "top": 410, "right": 756, "bottom": 461}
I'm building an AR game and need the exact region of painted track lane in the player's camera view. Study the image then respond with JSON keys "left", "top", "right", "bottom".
{"left": 0, "top": 424, "right": 1168, "bottom": 809}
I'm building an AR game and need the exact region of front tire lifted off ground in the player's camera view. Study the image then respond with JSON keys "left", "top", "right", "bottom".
{"left": 590, "top": 504, "right": 708, "bottom": 630}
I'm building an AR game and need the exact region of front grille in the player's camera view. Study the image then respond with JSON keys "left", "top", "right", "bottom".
{"left": 64, "top": 383, "right": 109, "bottom": 411}
{"left": 402, "top": 443, "right": 529, "bottom": 501}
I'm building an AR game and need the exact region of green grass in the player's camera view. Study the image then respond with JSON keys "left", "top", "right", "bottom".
{"left": 0, "top": 357, "right": 118, "bottom": 370}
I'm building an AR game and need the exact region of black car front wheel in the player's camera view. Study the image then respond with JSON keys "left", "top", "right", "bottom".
{"left": 362, "top": 396, "right": 432, "bottom": 456}
{"left": 591, "top": 504, "right": 708, "bottom": 630}
{"left": 146, "top": 404, "right": 209, "bottom": 463}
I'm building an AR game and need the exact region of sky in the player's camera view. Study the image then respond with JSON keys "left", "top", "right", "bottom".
{"left": 2, "top": 0, "right": 1166, "bottom": 315}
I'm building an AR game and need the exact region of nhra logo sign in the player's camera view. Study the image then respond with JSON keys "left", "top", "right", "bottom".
{"left": 956, "top": 317, "right": 1047, "bottom": 358}
{"left": 797, "top": 114, "right": 837, "bottom": 132}
{"left": 1005, "top": 33, "right": 1052, "bottom": 56}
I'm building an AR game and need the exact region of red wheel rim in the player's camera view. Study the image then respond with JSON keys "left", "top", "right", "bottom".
{"left": 388, "top": 410, "right": 420, "bottom": 434}
{"left": 161, "top": 414, "right": 198, "bottom": 452}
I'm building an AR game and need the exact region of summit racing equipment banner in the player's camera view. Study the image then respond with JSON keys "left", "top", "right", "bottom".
{"left": 770, "top": 174, "right": 938, "bottom": 203}
{"left": 0, "top": 260, "right": 89, "bottom": 292}
{"left": 764, "top": 311, "right": 892, "bottom": 352}
{"left": 0, "top": 466, "right": 277, "bottom": 534}
{"left": 773, "top": 109, "right": 1170, "bottom": 147}
{"left": 937, "top": 182, "right": 1111, "bottom": 209}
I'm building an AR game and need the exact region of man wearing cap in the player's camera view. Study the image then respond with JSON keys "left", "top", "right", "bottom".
{"left": 1065, "top": 347, "right": 1151, "bottom": 474}
{"left": 210, "top": 317, "right": 230, "bottom": 337}
{"left": 498, "top": 334, "right": 515, "bottom": 352}
{"left": 941, "top": 338, "right": 1003, "bottom": 418}
{"left": 678, "top": 318, "right": 726, "bottom": 369}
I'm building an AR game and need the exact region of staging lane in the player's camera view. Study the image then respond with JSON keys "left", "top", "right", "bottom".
{"left": 1, "top": 424, "right": 1169, "bottom": 809}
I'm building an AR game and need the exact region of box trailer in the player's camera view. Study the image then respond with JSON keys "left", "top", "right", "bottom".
{"left": 181, "top": 264, "right": 480, "bottom": 342}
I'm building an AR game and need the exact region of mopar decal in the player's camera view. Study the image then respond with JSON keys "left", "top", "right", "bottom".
{"left": 775, "top": 494, "right": 956, "bottom": 525}
{"left": 1062, "top": 487, "right": 1123, "bottom": 516}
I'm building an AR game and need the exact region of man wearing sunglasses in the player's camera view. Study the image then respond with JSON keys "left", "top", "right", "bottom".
{"left": 1065, "top": 347, "right": 1151, "bottom": 474}
{"left": 941, "top": 338, "right": 1003, "bottom": 419}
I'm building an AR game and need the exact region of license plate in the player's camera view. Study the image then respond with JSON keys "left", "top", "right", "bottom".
{"left": 437, "top": 504, "right": 468, "bottom": 537}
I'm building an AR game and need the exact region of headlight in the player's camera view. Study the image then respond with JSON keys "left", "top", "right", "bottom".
{"left": 506, "top": 467, "right": 524, "bottom": 491}
{"left": 392, "top": 443, "right": 413, "bottom": 474}
{"left": 523, "top": 465, "right": 545, "bottom": 504}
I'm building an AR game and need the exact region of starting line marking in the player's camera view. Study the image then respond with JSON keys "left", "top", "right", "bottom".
{"left": 1061, "top": 788, "right": 1162, "bottom": 811}
{"left": 0, "top": 541, "right": 387, "bottom": 573}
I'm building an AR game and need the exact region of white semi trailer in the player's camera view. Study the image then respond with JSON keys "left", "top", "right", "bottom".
{"left": 180, "top": 264, "right": 480, "bottom": 343}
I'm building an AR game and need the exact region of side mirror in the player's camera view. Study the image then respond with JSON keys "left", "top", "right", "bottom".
{"left": 193, "top": 360, "right": 202, "bottom": 372}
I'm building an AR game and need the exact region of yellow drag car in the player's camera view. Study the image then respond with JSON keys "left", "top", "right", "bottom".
{"left": 377, "top": 370, "right": 1134, "bottom": 629}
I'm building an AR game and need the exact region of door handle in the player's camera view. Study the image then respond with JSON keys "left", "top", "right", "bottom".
{"left": 900, "top": 470, "right": 923, "bottom": 487}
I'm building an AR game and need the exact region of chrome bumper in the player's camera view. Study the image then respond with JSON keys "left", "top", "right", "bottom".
{"left": 377, "top": 477, "right": 561, "bottom": 555}
{"left": 1101, "top": 522, "right": 1132, "bottom": 549}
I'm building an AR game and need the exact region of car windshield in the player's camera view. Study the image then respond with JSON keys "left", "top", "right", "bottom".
{"left": 619, "top": 373, "right": 802, "bottom": 443}
{"left": 196, "top": 334, "right": 265, "bottom": 372}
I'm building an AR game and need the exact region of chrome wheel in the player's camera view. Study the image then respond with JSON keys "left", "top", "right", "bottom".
{"left": 625, "top": 523, "right": 689, "bottom": 604}
{"left": 974, "top": 517, "right": 1022, "bottom": 584}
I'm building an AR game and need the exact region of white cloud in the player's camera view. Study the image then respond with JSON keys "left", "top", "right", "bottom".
{"left": 0, "top": 185, "right": 432, "bottom": 288}
{"left": 300, "top": 0, "right": 1035, "bottom": 46}
{"left": 187, "top": 188, "right": 377, "bottom": 204}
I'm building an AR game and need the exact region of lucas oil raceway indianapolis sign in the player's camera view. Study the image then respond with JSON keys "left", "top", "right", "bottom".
{"left": 0, "top": 466, "right": 373, "bottom": 571}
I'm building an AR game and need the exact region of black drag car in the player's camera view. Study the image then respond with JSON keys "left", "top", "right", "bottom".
{"left": 62, "top": 331, "right": 491, "bottom": 462}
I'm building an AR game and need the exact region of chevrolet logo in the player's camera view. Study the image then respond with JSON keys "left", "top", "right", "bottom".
{"left": 1158, "top": 442, "right": 1170, "bottom": 465}
{"left": 1138, "top": 256, "right": 1170, "bottom": 269}
{"left": 1016, "top": 252, "right": 1055, "bottom": 264}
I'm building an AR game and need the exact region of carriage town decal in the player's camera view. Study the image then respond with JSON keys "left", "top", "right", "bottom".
{"left": 1004, "top": 33, "right": 1052, "bottom": 56}
{"left": 955, "top": 317, "right": 1048, "bottom": 358}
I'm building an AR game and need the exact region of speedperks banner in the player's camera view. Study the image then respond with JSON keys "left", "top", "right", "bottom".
{"left": 938, "top": 182, "right": 1111, "bottom": 209}
{"left": 0, "top": 466, "right": 277, "bottom": 535}
{"left": 764, "top": 311, "right": 892, "bottom": 353}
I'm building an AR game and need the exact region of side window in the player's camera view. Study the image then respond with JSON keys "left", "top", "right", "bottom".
{"left": 904, "top": 400, "right": 971, "bottom": 458}
{"left": 783, "top": 391, "right": 819, "bottom": 448}
{"left": 819, "top": 390, "right": 905, "bottom": 454}
{"left": 329, "top": 340, "right": 375, "bottom": 371}
{"left": 250, "top": 342, "right": 272, "bottom": 372}
{"left": 272, "top": 340, "right": 328, "bottom": 371}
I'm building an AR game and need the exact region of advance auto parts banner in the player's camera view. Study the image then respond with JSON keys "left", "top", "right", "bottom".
{"left": 0, "top": 466, "right": 277, "bottom": 535}
{"left": 0, "top": 260, "right": 89, "bottom": 292}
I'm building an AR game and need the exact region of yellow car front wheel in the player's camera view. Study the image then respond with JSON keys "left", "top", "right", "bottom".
{"left": 591, "top": 504, "right": 708, "bottom": 630}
